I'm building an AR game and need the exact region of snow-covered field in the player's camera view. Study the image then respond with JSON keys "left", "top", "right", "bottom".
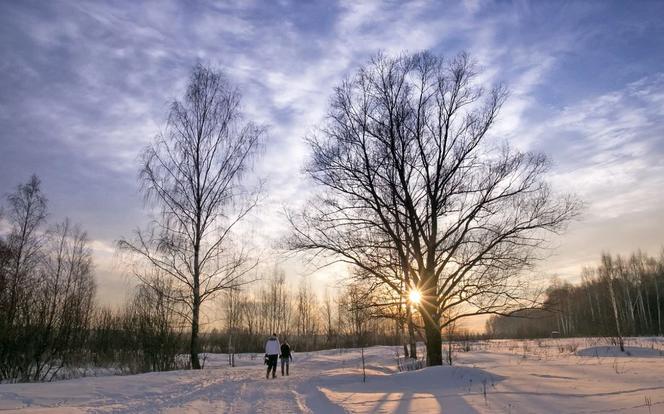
{"left": 1, "top": 337, "right": 663, "bottom": 413}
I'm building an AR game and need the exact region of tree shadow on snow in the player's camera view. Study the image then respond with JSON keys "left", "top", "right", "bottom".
{"left": 298, "top": 365, "right": 504, "bottom": 413}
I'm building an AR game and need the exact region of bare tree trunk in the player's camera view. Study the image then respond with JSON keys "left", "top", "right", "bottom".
{"left": 636, "top": 287, "right": 648, "bottom": 332}
{"left": 587, "top": 289, "right": 596, "bottom": 323}
{"left": 623, "top": 282, "right": 635, "bottom": 335}
{"left": 643, "top": 276, "right": 653, "bottom": 334}
{"left": 422, "top": 267, "right": 441, "bottom": 365}
{"left": 401, "top": 321, "right": 409, "bottom": 358}
{"left": 191, "top": 226, "right": 202, "bottom": 369}
{"left": 406, "top": 305, "right": 417, "bottom": 359}
{"left": 594, "top": 290, "right": 603, "bottom": 321}
{"left": 423, "top": 310, "right": 442, "bottom": 366}
{"left": 361, "top": 345, "right": 366, "bottom": 383}
{"left": 447, "top": 335, "right": 453, "bottom": 365}
{"left": 607, "top": 274, "right": 624, "bottom": 352}
{"left": 191, "top": 287, "right": 201, "bottom": 369}
{"left": 655, "top": 276, "right": 662, "bottom": 336}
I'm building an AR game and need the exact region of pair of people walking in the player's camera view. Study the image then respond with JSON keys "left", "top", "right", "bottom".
{"left": 264, "top": 333, "right": 293, "bottom": 379}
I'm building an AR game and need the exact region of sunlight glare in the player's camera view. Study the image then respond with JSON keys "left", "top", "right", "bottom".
{"left": 409, "top": 289, "right": 422, "bottom": 304}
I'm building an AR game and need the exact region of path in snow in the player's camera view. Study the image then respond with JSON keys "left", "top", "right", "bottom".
{"left": 1, "top": 338, "right": 664, "bottom": 413}
{"left": 0, "top": 350, "right": 355, "bottom": 413}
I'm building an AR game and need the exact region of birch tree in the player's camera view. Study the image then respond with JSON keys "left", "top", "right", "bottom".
{"left": 119, "top": 64, "right": 264, "bottom": 369}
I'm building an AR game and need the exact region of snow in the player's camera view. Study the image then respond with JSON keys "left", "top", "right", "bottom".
{"left": 1, "top": 338, "right": 663, "bottom": 413}
{"left": 576, "top": 346, "right": 664, "bottom": 358}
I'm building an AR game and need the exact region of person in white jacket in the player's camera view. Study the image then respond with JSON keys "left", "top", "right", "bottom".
{"left": 264, "top": 333, "right": 280, "bottom": 379}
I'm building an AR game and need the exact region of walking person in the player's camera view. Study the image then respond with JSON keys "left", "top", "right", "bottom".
{"left": 265, "top": 333, "right": 280, "bottom": 379}
{"left": 280, "top": 339, "right": 293, "bottom": 376}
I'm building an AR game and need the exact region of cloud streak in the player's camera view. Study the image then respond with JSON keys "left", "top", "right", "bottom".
{"left": 1, "top": 0, "right": 663, "bottom": 304}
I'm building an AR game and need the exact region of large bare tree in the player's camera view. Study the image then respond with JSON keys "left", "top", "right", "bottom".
{"left": 289, "top": 52, "right": 579, "bottom": 365}
{"left": 119, "top": 64, "right": 264, "bottom": 369}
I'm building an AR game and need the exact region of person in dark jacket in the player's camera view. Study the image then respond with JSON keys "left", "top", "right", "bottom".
{"left": 280, "top": 340, "right": 293, "bottom": 376}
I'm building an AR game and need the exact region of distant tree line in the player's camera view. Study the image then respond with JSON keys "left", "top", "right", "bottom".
{"left": 0, "top": 177, "right": 403, "bottom": 383}
{"left": 0, "top": 176, "right": 190, "bottom": 383}
{"left": 207, "top": 269, "right": 405, "bottom": 355}
{"left": 0, "top": 176, "right": 95, "bottom": 382}
{"left": 486, "top": 250, "right": 664, "bottom": 341}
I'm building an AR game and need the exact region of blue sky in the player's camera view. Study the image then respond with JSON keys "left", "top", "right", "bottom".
{"left": 1, "top": 0, "right": 663, "bottom": 307}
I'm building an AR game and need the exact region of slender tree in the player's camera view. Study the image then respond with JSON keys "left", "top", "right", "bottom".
{"left": 119, "top": 64, "right": 264, "bottom": 369}
{"left": 3, "top": 175, "right": 47, "bottom": 327}
{"left": 656, "top": 250, "right": 663, "bottom": 335}
{"left": 34, "top": 219, "right": 96, "bottom": 381}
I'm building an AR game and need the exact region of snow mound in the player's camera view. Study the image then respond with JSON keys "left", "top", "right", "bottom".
{"left": 576, "top": 345, "right": 664, "bottom": 358}
{"left": 401, "top": 365, "right": 506, "bottom": 391}
{"left": 315, "top": 365, "right": 506, "bottom": 413}
{"left": 323, "top": 365, "right": 504, "bottom": 395}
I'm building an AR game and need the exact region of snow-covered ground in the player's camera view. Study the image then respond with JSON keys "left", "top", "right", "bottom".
{"left": 1, "top": 337, "right": 663, "bottom": 413}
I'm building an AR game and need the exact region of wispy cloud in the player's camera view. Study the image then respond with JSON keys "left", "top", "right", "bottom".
{"left": 1, "top": 0, "right": 663, "bottom": 302}
{"left": 545, "top": 75, "right": 664, "bottom": 217}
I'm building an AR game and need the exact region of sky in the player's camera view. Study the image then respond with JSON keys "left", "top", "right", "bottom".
{"left": 1, "top": 0, "right": 663, "bottom": 324}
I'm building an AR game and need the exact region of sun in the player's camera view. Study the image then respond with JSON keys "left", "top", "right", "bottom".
{"left": 409, "top": 289, "right": 422, "bottom": 304}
